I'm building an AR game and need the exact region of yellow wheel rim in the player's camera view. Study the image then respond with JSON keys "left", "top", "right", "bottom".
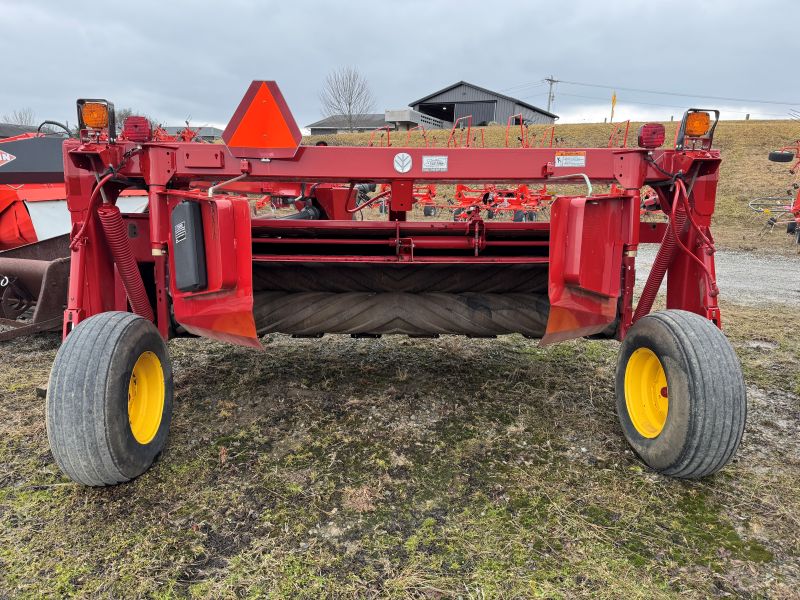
{"left": 624, "top": 347, "right": 668, "bottom": 438}
{"left": 128, "top": 351, "right": 165, "bottom": 445}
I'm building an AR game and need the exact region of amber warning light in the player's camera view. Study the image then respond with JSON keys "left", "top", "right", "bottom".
{"left": 685, "top": 112, "right": 711, "bottom": 137}
{"left": 78, "top": 100, "right": 111, "bottom": 129}
{"left": 676, "top": 109, "right": 719, "bottom": 151}
{"left": 76, "top": 98, "right": 117, "bottom": 141}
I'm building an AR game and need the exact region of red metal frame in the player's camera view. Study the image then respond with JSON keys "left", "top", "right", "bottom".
{"left": 405, "top": 125, "right": 430, "bottom": 148}
{"left": 368, "top": 126, "right": 393, "bottom": 147}
{"left": 505, "top": 114, "right": 529, "bottom": 148}
{"left": 608, "top": 120, "right": 631, "bottom": 148}
{"left": 447, "top": 116, "right": 473, "bottom": 148}
{"left": 60, "top": 81, "right": 724, "bottom": 350}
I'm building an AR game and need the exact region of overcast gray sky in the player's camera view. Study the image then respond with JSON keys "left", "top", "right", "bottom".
{"left": 2, "top": 0, "right": 798, "bottom": 129}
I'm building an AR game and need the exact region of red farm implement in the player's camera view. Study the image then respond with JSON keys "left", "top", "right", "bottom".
{"left": 504, "top": 113, "right": 556, "bottom": 150}
{"left": 0, "top": 126, "right": 149, "bottom": 340}
{"left": 451, "top": 183, "right": 552, "bottom": 222}
{"left": 0, "top": 128, "right": 93, "bottom": 339}
{"left": 749, "top": 141, "right": 800, "bottom": 244}
{"left": 43, "top": 85, "right": 745, "bottom": 486}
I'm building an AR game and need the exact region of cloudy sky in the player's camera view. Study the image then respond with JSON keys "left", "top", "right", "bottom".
{"left": 1, "top": 0, "right": 798, "bottom": 130}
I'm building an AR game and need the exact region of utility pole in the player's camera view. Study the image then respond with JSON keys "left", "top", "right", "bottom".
{"left": 545, "top": 75, "right": 558, "bottom": 113}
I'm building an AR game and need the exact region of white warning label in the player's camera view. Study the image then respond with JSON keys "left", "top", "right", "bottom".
{"left": 174, "top": 221, "right": 187, "bottom": 244}
{"left": 554, "top": 151, "right": 586, "bottom": 168}
{"left": 422, "top": 155, "right": 448, "bottom": 172}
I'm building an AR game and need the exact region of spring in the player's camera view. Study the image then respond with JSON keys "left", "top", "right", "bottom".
{"left": 97, "top": 204, "right": 154, "bottom": 322}
{"left": 633, "top": 210, "right": 687, "bottom": 323}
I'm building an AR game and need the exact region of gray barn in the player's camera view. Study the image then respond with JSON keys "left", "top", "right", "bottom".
{"left": 409, "top": 81, "right": 557, "bottom": 126}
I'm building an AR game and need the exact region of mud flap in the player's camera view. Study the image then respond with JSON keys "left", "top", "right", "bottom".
{"left": 542, "top": 196, "right": 628, "bottom": 345}
{"left": 168, "top": 196, "right": 261, "bottom": 349}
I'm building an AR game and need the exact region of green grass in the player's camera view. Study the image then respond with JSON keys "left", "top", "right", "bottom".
{"left": 1, "top": 303, "right": 798, "bottom": 597}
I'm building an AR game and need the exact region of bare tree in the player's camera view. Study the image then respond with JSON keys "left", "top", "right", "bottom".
{"left": 319, "top": 67, "right": 375, "bottom": 132}
{"left": 2, "top": 107, "right": 36, "bottom": 126}
{"left": 114, "top": 107, "right": 137, "bottom": 124}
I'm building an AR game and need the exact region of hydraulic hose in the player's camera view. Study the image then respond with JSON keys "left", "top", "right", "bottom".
{"left": 97, "top": 204, "right": 154, "bottom": 321}
{"left": 633, "top": 209, "right": 686, "bottom": 323}
{"left": 69, "top": 172, "right": 115, "bottom": 251}
{"left": 37, "top": 120, "right": 72, "bottom": 136}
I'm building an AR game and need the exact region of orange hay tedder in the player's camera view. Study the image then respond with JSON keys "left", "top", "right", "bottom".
{"left": 40, "top": 82, "right": 744, "bottom": 486}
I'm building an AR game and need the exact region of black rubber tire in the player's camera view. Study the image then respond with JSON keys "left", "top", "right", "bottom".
{"left": 423, "top": 206, "right": 435, "bottom": 217}
{"left": 46, "top": 312, "right": 173, "bottom": 486}
{"left": 615, "top": 310, "right": 746, "bottom": 479}
{"left": 513, "top": 210, "right": 525, "bottom": 222}
{"left": 786, "top": 222, "right": 796, "bottom": 235}
{"left": 768, "top": 150, "right": 795, "bottom": 163}
{"left": 526, "top": 210, "right": 537, "bottom": 222}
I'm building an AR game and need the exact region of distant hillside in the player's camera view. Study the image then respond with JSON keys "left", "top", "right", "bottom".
{"left": 305, "top": 120, "right": 800, "bottom": 225}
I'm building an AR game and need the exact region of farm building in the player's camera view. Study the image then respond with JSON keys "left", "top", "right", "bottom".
{"left": 409, "top": 81, "right": 557, "bottom": 126}
{"left": 306, "top": 114, "right": 391, "bottom": 135}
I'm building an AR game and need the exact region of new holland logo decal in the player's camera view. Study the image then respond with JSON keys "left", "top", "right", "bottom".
{"left": 393, "top": 152, "right": 412, "bottom": 173}
{"left": 0, "top": 151, "right": 16, "bottom": 168}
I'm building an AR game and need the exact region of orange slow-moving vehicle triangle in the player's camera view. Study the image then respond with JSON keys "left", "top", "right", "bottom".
{"left": 223, "top": 81, "right": 301, "bottom": 159}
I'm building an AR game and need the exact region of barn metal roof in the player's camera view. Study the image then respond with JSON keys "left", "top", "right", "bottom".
{"left": 409, "top": 81, "right": 558, "bottom": 119}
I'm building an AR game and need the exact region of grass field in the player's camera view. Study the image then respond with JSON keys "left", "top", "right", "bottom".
{"left": 1, "top": 301, "right": 798, "bottom": 598}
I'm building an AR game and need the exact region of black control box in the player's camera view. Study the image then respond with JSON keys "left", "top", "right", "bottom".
{"left": 171, "top": 201, "right": 207, "bottom": 292}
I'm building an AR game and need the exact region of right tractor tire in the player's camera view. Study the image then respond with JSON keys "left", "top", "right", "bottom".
{"left": 46, "top": 311, "right": 173, "bottom": 486}
{"left": 615, "top": 310, "right": 746, "bottom": 479}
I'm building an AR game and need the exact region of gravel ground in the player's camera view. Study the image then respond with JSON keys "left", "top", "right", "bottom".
{"left": 637, "top": 245, "right": 800, "bottom": 306}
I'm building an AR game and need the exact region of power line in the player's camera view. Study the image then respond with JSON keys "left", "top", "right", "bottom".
{"left": 559, "top": 79, "right": 800, "bottom": 107}
{"left": 501, "top": 80, "right": 546, "bottom": 93}
{"left": 518, "top": 92, "right": 549, "bottom": 101}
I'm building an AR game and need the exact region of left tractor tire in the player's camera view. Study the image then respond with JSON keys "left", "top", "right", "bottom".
{"left": 46, "top": 312, "right": 173, "bottom": 486}
{"left": 615, "top": 310, "right": 746, "bottom": 479}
